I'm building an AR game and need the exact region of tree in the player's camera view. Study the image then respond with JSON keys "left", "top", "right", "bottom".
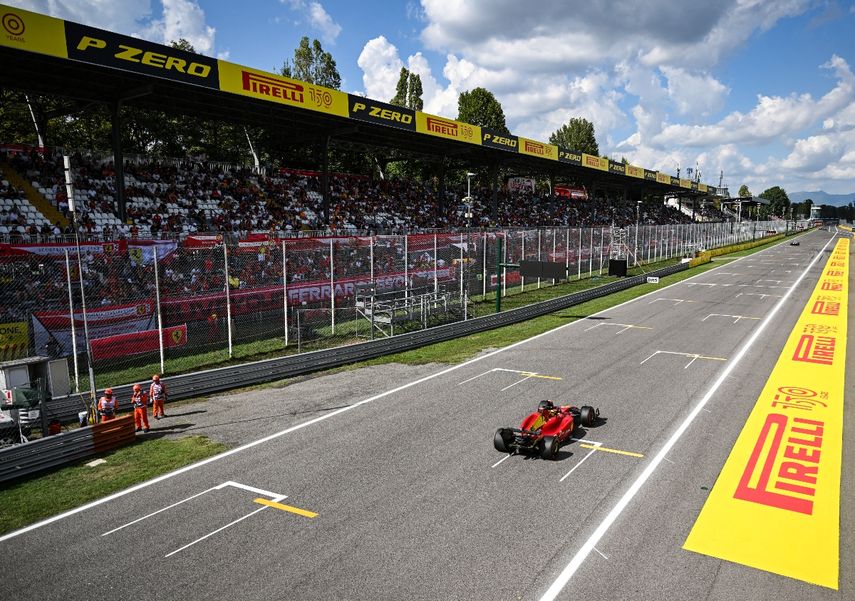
{"left": 548, "top": 117, "right": 599, "bottom": 155}
{"left": 738, "top": 184, "right": 751, "bottom": 198}
{"left": 457, "top": 87, "right": 508, "bottom": 133}
{"left": 759, "top": 186, "right": 790, "bottom": 218}
{"left": 389, "top": 67, "right": 423, "bottom": 110}
{"left": 281, "top": 37, "right": 341, "bottom": 90}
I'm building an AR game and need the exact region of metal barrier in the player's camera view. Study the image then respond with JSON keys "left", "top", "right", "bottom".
{"left": 40, "top": 261, "right": 690, "bottom": 423}
{"left": 0, "top": 415, "right": 135, "bottom": 484}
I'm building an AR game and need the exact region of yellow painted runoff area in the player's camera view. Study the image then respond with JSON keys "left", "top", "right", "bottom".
{"left": 684, "top": 238, "right": 849, "bottom": 589}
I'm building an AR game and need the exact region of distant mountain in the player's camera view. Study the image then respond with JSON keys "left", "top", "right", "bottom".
{"left": 789, "top": 191, "right": 855, "bottom": 206}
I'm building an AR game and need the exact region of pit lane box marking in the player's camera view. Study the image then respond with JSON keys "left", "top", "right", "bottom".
{"left": 683, "top": 238, "right": 848, "bottom": 589}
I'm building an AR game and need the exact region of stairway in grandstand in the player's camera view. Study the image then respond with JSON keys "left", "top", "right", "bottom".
{"left": 0, "top": 160, "right": 68, "bottom": 228}
{"left": 665, "top": 197, "right": 704, "bottom": 222}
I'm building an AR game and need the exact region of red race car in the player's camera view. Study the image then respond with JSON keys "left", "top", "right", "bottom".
{"left": 494, "top": 400, "right": 599, "bottom": 460}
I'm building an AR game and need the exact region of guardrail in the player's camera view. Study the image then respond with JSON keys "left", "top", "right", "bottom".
{"left": 0, "top": 415, "right": 135, "bottom": 484}
{"left": 41, "top": 261, "right": 690, "bottom": 423}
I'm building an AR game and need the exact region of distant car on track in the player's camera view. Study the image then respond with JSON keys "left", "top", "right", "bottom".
{"left": 494, "top": 400, "right": 599, "bottom": 460}
{"left": 790, "top": 241, "right": 800, "bottom": 246}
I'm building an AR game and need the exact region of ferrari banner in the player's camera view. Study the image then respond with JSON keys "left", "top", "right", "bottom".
{"left": 0, "top": 5, "right": 67, "bottom": 58}
{"left": 415, "top": 112, "right": 481, "bottom": 145}
{"left": 218, "top": 61, "right": 349, "bottom": 118}
{"left": 684, "top": 238, "right": 849, "bottom": 589}
{"left": 90, "top": 323, "right": 187, "bottom": 362}
{"left": 582, "top": 153, "right": 608, "bottom": 171}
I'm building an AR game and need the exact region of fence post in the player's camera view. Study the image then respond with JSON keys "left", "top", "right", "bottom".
{"left": 330, "top": 238, "right": 335, "bottom": 335}
{"left": 371, "top": 235, "right": 375, "bottom": 284}
{"left": 404, "top": 234, "right": 409, "bottom": 302}
{"left": 502, "top": 230, "right": 507, "bottom": 298}
{"left": 153, "top": 246, "right": 165, "bottom": 375}
{"left": 64, "top": 250, "right": 79, "bottom": 392}
{"left": 223, "top": 242, "right": 233, "bottom": 358}
{"left": 482, "top": 232, "right": 487, "bottom": 297}
{"left": 599, "top": 228, "right": 604, "bottom": 275}
{"left": 537, "top": 228, "right": 542, "bottom": 289}
{"left": 521, "top": 231, "right": 525, "bottom": 292}
{"left": 433, "top": 233, "right": 438, "bottom": 294}
{"left": 74, "top": 244, "right": 96, "bottom": 411}
{"left": 588, "top": 228, "right": 594, "bottom": 276}
{"left": 552, "top": 229, "right": 557, "bottom": 285}
{"left": 459, "top": 235, "right": 464, "bottom": 310}
{"left": 282, "top": 240, "right": 288, "bottom": 346}
{"left": 577, "top": 228, "right": 582, "bottom": 279}
{"left": 565, "top": 226, "right": 570, "bottom": 273}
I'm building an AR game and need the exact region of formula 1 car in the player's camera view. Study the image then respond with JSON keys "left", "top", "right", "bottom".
{"left": 494, "top": 400, "right": 599, "bottom": 460}
{"left": 790, "top": 240, "right": 800, "bottom": 246}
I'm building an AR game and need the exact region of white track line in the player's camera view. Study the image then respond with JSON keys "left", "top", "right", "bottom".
{"left": 0, "top": 233, "right": 817, "bottom": 544}
{"left": 538, "top": 234, "right": 835, "bottom": 601}
{"left": 560, "top": 442, "right": 602, "bottom": 482}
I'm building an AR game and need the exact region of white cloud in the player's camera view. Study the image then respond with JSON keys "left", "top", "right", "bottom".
{"left": 660, "top": 67, "right": 729, "bottom": 118}
{"left": 356, "top": 36, "right": 403, "bottom": 102}
{"left": 281, "top": 0, "right": 341, "bottom": 44}
{"left": 141, "top": 0, "right": 216, "bottom": 54}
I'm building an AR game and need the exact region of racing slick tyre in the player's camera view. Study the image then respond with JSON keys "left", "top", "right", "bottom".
{"left": 494, "top": 428, "right": 514, "bottom": 453}
{"left": 541, "top": 436, "right": 559, "bottom": 460}
{"left": 580, "top": 406, "right": 597, "bottom": 427}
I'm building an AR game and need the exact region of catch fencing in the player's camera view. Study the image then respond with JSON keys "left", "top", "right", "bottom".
{"left": 1, "top": 220, "right": 799, "bottom": 394}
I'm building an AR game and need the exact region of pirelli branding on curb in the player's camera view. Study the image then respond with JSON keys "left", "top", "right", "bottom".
{"left": 481, "top": 128, "right": 518, "bottom": 152}
{"left": 684, "top": 238, "right": 849, "bottom": 590}
{"left": 557, "top": 149, "right": 582, "bottom": 166}
{"left": 348, "top": 96, "right": 415, "bottom": 131}
{"left": 415, "top": 112, "right": 481, "bottom": 145}
{"left": 65, "top": 22, "right": 219, "bottom": 88}
{"left": 218, "top": 62, "right": 349, "bottom": 118}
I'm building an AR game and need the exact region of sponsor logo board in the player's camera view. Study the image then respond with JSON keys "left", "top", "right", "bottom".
{"left": 557, "top": 148, "right": 582, "bottom": 166}
{"left": 518, "top": 137, "right": 557, "bottom": 160}
{"left": 415, "top": 112, "right": 480, "bottom": 144}
{"left": 0, "top": 5, "right": 67, "bottom": 58}
{"left": 582, "top": 153, "right": 608, "bottom": 171}
{"left": 481, "top": 128, "right": 518, "bottom": 151}
{"left": 218, "top": 61, "right": 348, "bottom": 117}
{"left": 348, "top": 95, "right": 415, "bottom": 131}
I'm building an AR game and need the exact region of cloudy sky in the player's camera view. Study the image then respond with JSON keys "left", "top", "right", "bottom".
{"left": 9, "top": 0, "right": 855, "bottom": 195}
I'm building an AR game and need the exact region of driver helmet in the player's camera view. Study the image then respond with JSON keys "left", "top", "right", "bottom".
{"left": 538, "top": 400, "right": 555, "bottom": 414}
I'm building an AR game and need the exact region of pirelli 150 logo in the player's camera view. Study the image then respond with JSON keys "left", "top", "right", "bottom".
{"left": 64, "top": 22, "right": 219, "bottom": 88}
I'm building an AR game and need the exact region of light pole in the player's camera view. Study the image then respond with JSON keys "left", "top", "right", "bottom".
{"left": 634, "top": 200, "right": 641, "bottom": 266}
{"left": 63, "top": 155, "right": 97, "bottom": 421}
{"left": 465, "top": 172, "right": 475, "bottom": 228}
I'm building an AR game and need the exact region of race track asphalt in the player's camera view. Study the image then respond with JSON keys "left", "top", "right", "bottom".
{"left": 3, "top": 228, "right": 851, "bottom": 601}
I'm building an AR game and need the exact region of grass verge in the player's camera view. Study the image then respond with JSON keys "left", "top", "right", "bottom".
{"left": 0, "top": 435, "right": 226, "bottom": 535}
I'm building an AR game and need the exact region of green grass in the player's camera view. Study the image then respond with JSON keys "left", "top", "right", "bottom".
{"left": 0, "top": 435, "right": 226, "bottom": 535}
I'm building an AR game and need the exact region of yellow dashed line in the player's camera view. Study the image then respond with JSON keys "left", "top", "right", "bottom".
{"left": 579, "top": 443, "right": 644, "bottom": 458}
{"left": 254, "top": 498, "right": 318, "bottom": 518}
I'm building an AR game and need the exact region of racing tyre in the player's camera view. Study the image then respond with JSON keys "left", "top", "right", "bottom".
{"left": 494, "top": 428, "right": 513, "bottom": 453}
{"left": 541, "top": 436, "right": 559, "bottom": 460}
{"left": 580, "top": 406, "right": 597, "bottom": 427}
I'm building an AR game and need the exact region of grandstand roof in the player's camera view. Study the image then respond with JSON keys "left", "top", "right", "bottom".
{"left": 0, "top": 4, "right": 715, "bottom": 199}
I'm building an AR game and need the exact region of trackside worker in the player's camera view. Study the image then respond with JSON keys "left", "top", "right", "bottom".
{"left": 97, "top": 388, "right": 118, "bottom": 422}
{"left": 131, "top": 384, "right": 150, "bottom": 432}
{"left": 150, "top": 374, "right": 168, "bottom": 419}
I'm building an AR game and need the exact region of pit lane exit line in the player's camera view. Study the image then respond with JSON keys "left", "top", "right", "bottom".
{"left": 538, "top": 234, "right": 836, "bottom": 601}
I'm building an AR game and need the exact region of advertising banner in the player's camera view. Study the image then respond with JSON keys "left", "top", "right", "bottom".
{"left": 608, "top": 160, "right": 626, "bottom": 175}
{"left": 656, "top": 172, "right": 671, "bottom": 185}
{"left": 348, "top": 95, "right": 416, "bottom": 131}
{"left": 557, "top": 149, "right": 582, "bottom": 166}
{"left": 415, "top": 112, "right": 481, "bottom": 145}
{"left": 0, "top": 5, "right": 67, "bottom": 58}
{"left": 518, "top": 137, "right": 557, "bottom": 160}
{"left": 644, "top": 169, "right": 658, "bottom": 181}
{"left": 32, "top": 302, "right": 155, "bottom": 357}
{"left": 582, "top": 153, "right": 609, "bottom": 171}
{"left": 0, "top": 321, "right": 28, "bottom": 360}
{"left": 626, "top": 165, "right": 645, "bottom": 179}
{"left": 680, "top": 178, "right": 693, "bottom": 189}
{"left": 507, "top": 177, "right": 536, "bottom": 194}
{"left": 481, "top": 128, "right": 518, "bottom": 152}
{"left": 218, "top": 61, "right": 349, "bottom": 118}
{"left": 64, "top": 21, "right": 219, "bottom": 89}
{"left": 90, "top": 323, "right": 187, "bottom": 362}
